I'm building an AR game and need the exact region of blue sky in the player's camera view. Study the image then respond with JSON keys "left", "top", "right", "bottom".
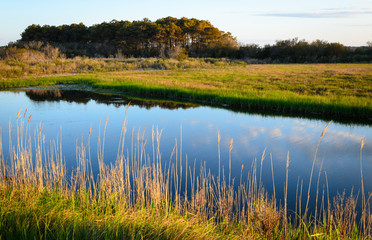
{"left": 1, "top": 0, "right": 372, "bottom": 46}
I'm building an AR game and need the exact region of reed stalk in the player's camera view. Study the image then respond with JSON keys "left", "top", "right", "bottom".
{"left": 284, "top": 151, "right": 289, "bottom": 237}
{"left": 304, "top": 121, "right": 331, "bottom": 220}
{"left": 0, "top": 113, "right": 370, "bottom": 239}
{"left": 360, "top": 136, "right": 366, "bottom": 234}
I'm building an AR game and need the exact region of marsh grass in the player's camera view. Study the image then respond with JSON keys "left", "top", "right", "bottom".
{"left": 1, "top": 63, "right": 371, "bottom": 120}
{"left": 0, "top": 52, "right": 238, "bottom": 80}
{"left": 0, "top": 110, "right": 371, "bottom": 239}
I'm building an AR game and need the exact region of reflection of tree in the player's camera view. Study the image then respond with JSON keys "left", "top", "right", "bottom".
{"left": 26, "top": 89, "right": 90, "bottom": 104}
{"left": 23, "top": 89, "right": 371, "bottom": 126}
{"left": 25, "top": 89, "right": 198, "bottom": 110}
{"left": 26, "top": 89, "right": 62, "bottom": 99}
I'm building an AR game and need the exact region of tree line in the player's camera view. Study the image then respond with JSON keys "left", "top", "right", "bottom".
{"left": 17, "top": 17, "right": 372, "bottom": 62}
{"left": 20, "top": 17, "right": 238, "bottom": 58}
{"left": 238, "top": 38, "right": 372, "bottom": 63}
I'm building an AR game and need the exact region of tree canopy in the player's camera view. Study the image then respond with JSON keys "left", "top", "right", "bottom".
{"left": 19, "top": 17, "right": 372, "bottom": 62}
{"left": 21, "top": 17, "right": 238, "bottom": 58}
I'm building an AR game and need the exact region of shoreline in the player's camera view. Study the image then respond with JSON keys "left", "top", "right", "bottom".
{"left": 1, "top": 63, "right": 371, "bottom": 123}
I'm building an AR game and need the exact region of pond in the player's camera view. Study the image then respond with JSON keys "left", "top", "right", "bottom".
{"left": 0, "top": 88, "right": 371, "bottom": 214}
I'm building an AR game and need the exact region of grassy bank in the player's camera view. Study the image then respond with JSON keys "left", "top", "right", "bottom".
{"left": 0, "top": 111, "right": 371, "bottom": 239}
{"left": 1, "top": 61, "right": 371, "bottom": 120}
{"left": 0, "top": 56, "right": 243, "bottom": 80}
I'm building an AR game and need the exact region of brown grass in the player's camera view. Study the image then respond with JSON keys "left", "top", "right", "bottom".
{"left": 0, "top": 111, "right": 371, "bottom": 239}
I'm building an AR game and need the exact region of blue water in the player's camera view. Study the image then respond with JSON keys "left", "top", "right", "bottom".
{"left": 0, "top": 90, "right": 371, "bottom": 212}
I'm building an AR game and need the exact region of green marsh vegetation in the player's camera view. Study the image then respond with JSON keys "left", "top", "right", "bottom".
{"left": 0, "top": 45, "right": 371, "bottom": 120}
{"left": 1, "top": 42, "right": 371, "bottom": 120}
{"left": 1, "top": 16, "right": 371, "bottom": 240}
{"left": 0, "top": 109, "right": 371, "bottom": 239}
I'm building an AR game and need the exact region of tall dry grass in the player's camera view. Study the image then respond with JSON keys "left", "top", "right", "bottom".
{"left": 0, "top": 42, "right": 240, "bottom": 80}
{"left": 0, "top": 109, "right": 371, "bottom": 239}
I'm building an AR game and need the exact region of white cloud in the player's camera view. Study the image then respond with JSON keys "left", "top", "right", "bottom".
{"left": 258, "top": 8, "right": 372, "bottom": 19}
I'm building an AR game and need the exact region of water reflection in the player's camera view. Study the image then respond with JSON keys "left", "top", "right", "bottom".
{"left": 22, "top": 88, "right": 372, "bottom": 125}
{"left": 0, "top": 89, "right": 371, "bottom": 215}
{"left": 25, "top": 89, "right": 199, "bottom": 110}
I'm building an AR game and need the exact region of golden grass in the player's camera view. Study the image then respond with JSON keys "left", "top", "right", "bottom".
{"left": 0, "top": 110, "right": 371, "bottom": 239}
{"left": 1, "top": 59, "right": 371, "bottom": 121}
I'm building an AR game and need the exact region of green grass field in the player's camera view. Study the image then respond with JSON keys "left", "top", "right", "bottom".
{"left": 1, "top": 61, "right": 371, "bottom": 120}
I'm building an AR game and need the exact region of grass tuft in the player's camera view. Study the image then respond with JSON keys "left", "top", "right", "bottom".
{"left": 0, "top": 112, "right": 371, "bottom": 239}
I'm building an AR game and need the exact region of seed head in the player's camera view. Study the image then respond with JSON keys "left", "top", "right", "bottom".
{"left": 320, "top": 121, "right": 332, "bottom": 139}
{"left": 16, "top": 109, "right": 21, "bottom": 120}
{"left": 286, "top": 152, "right": 290, "bottom": 168}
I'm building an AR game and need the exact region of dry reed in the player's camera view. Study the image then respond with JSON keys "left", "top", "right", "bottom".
{"left": 0, "top": 114, "right": 370, "bottom": 239}
{"left": 304, "top": 121, "right": 332, "bottom": 219}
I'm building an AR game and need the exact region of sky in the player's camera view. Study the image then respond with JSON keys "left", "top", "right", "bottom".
{"left": 1, "top": 0, "right": 372, "bottom": 47}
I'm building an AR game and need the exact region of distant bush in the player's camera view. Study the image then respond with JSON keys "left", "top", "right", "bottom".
{"left": 0, "top": 44, "right": 247, "bottom": 79}
{"left": 0, "top": 41, "right": 62, "bottom": 62}
{"left": 238, "top": 38, "right": 372, "bottom": 63}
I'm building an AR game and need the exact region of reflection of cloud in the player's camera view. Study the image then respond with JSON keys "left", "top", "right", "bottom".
{"left": 240, "top": 123, "right": 284, "bottom": 139}
{"left": 292, "top": 120, "right": 317, "bottom": 129}
{"left": 290, "top": 126, "right": 313, "bottom": 140}
{"left": 270, "top": 146, "right": 287, "bottom": 161}
{"left": 190, "top": 135, "right": 214, "bottom": 149}
{"left": 322, "top": 129, "right": 371, "bottom": 153}
{"left": 206, "top": 123, "right": 215, "bottom": 130}
{"left": 290, "top": 120, "right": 326, "bottom": 142}
{"left": 326, "top": 130, "right": 362, "bottom": 143}
{"left": 258, "top": 8, "right": 372, "bottom": 18}
{"left": 288, "top": 135, "right": 304, "bottom": 144}
{"left": 287, "top": 127, "right": 365, "bottom": 154}
{"left": 239, "top": 136, "right": 250, "bottom": 146}
{"left": 183, "top": 119, "right": 201, "bottom": 126}
{"left": 269, "top": 128, "right": 282, "bottom": 138}
{"left": 291, "top": 126, "right": 305, "bottom": 131}
{"left": 248, "top": 126, "right": 265, "bottom": 138}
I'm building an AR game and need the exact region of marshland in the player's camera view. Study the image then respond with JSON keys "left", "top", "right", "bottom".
{"left": 0, "top": 87, "right": 371, "bottom": 239}
{"left": 0, "top": 18, "right": 372, "bottom": 239}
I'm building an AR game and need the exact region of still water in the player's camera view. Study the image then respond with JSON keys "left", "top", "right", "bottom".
{"left": 0, "top": 89, "right": 371, "bottom": 211}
